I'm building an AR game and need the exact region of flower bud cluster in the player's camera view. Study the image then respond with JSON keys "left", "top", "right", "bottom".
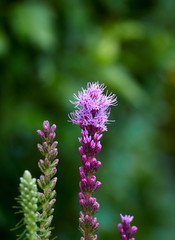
{"left": 78, "top": 127, "right": 102, "bottom": 240}
{"left": 118, "top": 214, "right": 138, "bottom": 240}
{"left": 79, "top": 194, "right": 100, "bottom": 215}
{"left": 37, "top": 120, "right": 59, "bottom": 239}
{"left": 19, "top": 170, "right": 38, "bottom": 240}
{"left": 79, "top": 211, "right": 99, "bottom": 238}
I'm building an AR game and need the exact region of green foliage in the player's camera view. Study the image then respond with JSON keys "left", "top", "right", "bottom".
{"left": 1, "top": 0, "right": 175, "bottom": 240}
{"left": 11, "top": 2, "right": 57, "bottom": 51}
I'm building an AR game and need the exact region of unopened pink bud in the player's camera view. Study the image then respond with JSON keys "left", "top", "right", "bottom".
{"left": 84, "top": 214, "right": 91, "bottom": 224}
{"left": 122, "top": 235, "right": 127, "bottom": 240}
{"left": 40, "top": 175, "right": 45, "bottom": 181}
{"left": 91, "top": 217, "right": 97, "bottom": 226}
{"left": 51, "top": 159, "right": 59, "bottom": 167}
{"left": 94, "top": 181, "right": 101, "bottom": 191}
{"left": 79, "top": 199, "right": 85, "bottom": 208}
{"left": 95, "top": 161, "right": 101, "bottom": 171}
{"left": 50, "top": 124, "right": 56, "bottom": 133}
{"left": 51, "top": 141, "right": 58, "bottom": 149}
{"left": 79, "top": 218, "right": 84, "bottom": 226}
{"left": 79, "top": 167, "right": 85, "bottom": 179}
{"left": 79, "top": 211, "right": 84, "bottom": 219}
{"left": 80, "top": 178, "right": 87, "bottom": 190}
{"left": 94, "top": 222, "right": 99, "bottom": 231}
{"left": 92, "top": 235, "right": 97, "bottom": 240}
{"left": 90, "top": 158, "right": 96, "bottom": 166}
{"left": 44, "top": 157, "right": 49, "bottom": 167}
{"left": 79, "top": 192, "right": 84, "bottom": 199}
{"left": 43, "top": 120, "right": 50, "bottom": 133}
{"left": 79, "top": 146, "right": 84, "bottom": 156}
{"left": 37, "top": 130, "right": 45, "bottom": 140}
{"left": 90, "top": 140, "right": 96, "bottom": 149}
{"left": 130, "top": 226, "right": 138, "bottom": 235}
{"left": 80, "top": 172, "right": 85, "bottom": 179}
{"left": 85, "top": 161, "right": 90, "bottom": 171}
{"left": 118, "top": 223, "right": 123, "bottom": 230}
{"left": 95, "top": 142, "right": 102, "bottom": 154}
{"left": 50, "top": 177, "right": 57, "bottom": 189}
{"left": 37, "top": 144, "right": 45, "bottom": 155}
{"left": 81, "top": 154, "right": 87, "bottom": 161}
{"left": 92, "top": 202, "right": 100, "bottom": 212}
{"left": 43, "top": 142, "right": 48, "bottom": 152}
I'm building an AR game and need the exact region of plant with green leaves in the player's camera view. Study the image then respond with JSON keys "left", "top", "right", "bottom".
{"left": 14, "top": 120, "right": 59, "bottom": 240}
{"left": 14, "top": 170, "right": 38, "bottom": 240}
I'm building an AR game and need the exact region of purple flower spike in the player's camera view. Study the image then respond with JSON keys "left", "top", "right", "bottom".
{"left": 70, "top": 82, "right": 117, "bottom": 240}
{"left": 118, "top": 214, "right": 138, "bottom": 240}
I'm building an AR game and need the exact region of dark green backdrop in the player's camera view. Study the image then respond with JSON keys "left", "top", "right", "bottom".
{"left": 0, "top": 0, "right": 175, "bottom": 239}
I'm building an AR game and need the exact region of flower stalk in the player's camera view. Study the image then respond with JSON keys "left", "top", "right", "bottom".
{"left": 70, "top": 82, "right": 117, "bottom": 240}
{"left": 17, "top": 170, "right": 38, "bottom": 240}
{"left": 36, "top": 120, "right": 59, "bottom": 239}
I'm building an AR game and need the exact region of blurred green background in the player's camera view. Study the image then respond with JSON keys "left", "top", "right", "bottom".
{"left": 0, "top": 0, "right": 175, "bottom": 239}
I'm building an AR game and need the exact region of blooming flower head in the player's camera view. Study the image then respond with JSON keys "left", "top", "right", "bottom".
{"left": 120, "top": 214, "right": 134, "bottom": 224}
{"left": 69, "top": 82, "right": 117, "bottom": 132}
{"left": 118, "top": 214, "right": 138, "bottom": 240}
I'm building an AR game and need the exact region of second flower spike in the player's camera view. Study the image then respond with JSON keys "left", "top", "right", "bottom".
{"left": 36, "top": 120, "right": 59, "bottom": 240}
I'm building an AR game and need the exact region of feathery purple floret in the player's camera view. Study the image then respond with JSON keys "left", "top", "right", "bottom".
{"left": 70, "top": 82, "right": 117, "bottom": 240}
{"left": 118, "top": 214, "right": 138, "bottom": 240}
{"left": 69, "top": 82, "right": 117, "bottom": 132}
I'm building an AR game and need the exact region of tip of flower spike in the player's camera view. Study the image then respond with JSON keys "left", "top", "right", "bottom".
{"left": 131, "top": 226, "right": 138, "bottom": 234}
{"left": 43, "top": 120, "right": 50, "bottom": 126}
{"left": 50, "top": 124, "right": 56, "bottom": 133}
{"left": 120, "top": 214, "right": 134, "bottom": 223}
{"left": 23, "top": 170, "right": 32, "bottom": 179}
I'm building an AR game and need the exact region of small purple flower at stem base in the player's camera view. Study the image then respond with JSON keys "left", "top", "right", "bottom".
{"left": 118, "top": 214, "right": 138, "bottom": 240}
{"left": 70, "top": 82, "right": 117, "bottom": 240}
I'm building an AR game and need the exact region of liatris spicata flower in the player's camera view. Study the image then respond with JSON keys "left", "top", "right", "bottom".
{"left": 118, "top": 214, "right": 138, "bottom": 240}
{"left": 16, "top": 170, "right": 38, "bottom": 240}
{"left": 37, "top": 120, "right": 59, "bottom": 239}
{"left": 69, "top": 82, "right": 117, "bottom": 240}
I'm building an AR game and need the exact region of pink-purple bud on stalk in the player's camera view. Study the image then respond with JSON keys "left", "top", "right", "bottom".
{"left": 118, "top": 214, "right": 138, "bottom": 240}
{"left": 37, "top": 120, "right": 59, "bottom": 239}
{"left": 69, "top": 82, "right": 117, "bottom": 240}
